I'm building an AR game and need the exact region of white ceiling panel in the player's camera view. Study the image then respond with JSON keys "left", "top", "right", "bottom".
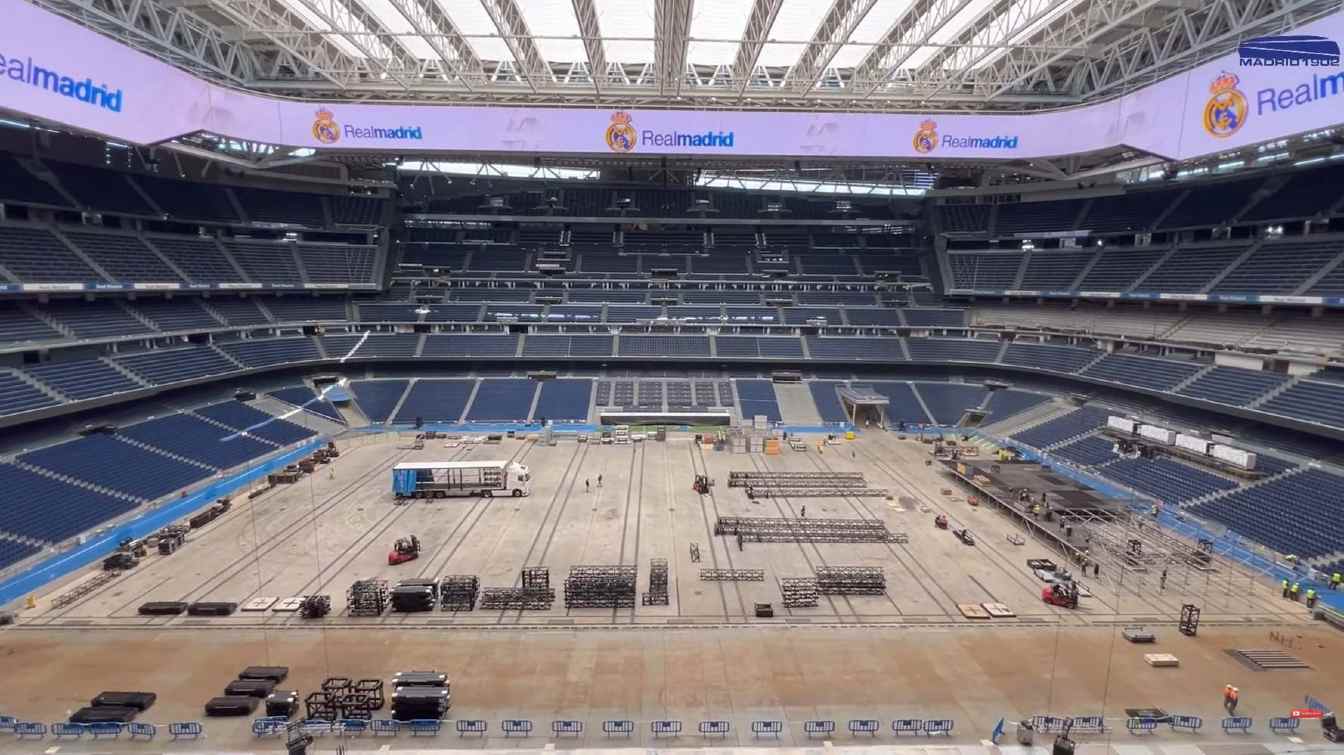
{"left": 440, "top": 0, "right": 515, "bottom": 62}
{"left": 518, "top": 0, "right": 586, "bottom": 61}
{"left": 687, "top": 0, "right": 752, "bottom": 66}
{"left": 829, "top": 0, "right": 913, "bottom": 68}
{"left": 593, "top": 0, "right": 655, "bottom": 61}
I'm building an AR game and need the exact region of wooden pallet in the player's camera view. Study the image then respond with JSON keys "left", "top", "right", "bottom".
{"left": 958, "top": 603, "right": 991, "bottom": 619}
{"left": 982, "top": 602, "right": 1016, "bottom": 618}
{"left": 1144, "top": 653, "right": 1180, "bottom": 667}
{"left": 1231, "top": 649, "right": 1310, "bottom": 670}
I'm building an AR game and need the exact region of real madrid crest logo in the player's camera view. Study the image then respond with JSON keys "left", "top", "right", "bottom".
{"left": 1203, "top": 72, "right": 1247, "bottom": 139}
{"left": 913, "top": 119, "right": 938, "bottom": 154}
{"left": 312, "top": 109, "right": 340, "bottom": 145}
{"left": 605, "top": 111, "right": 637, "bottom": 153}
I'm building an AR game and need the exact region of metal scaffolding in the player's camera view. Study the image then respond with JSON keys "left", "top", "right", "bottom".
{"left": 439, "top": 575, "right": 479, "bottom": 611}
{"left": 564, "top": 565, "right": 638, "bottom": 608}
{"left": 715, "top": 516, "right": 900, "bottom": 543}
{"left": 781, "top": 577, "right": 820, "bottom": 607}
{"left": 700, "top": 568, "right": 766, "bottom": 582}
{"left": 728, "top": 471, "right": 866, "bottom": 486}
{"left": 478, "top": 587, "right": 556, "bottom": 610}
{"left": 642, "top": 558, "right": 669, "bottom": 606}
{"left": 815, "top": 566, "right": 886, "bottom": 595}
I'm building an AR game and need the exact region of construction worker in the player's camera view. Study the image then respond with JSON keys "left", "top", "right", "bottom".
{"left": 1333, "top": 572, "right": 1342, "bottom": 591}
{"left": 1224, "top": 685, "right": 1239, "bottom": 715}
{"left": 1307, "top": 588, "right": 1318, "bottom": 608}
{"left": 736, "top": 533, "right": 743, "bottom": 551}
{"left": 597, "top": 474, "right": 603, "bottom": 488}
{"left": 1150, "top": 504, "right": 1160, "bottom": 518}
{"left": 1160, "top": 569, "right": 1168, "bottom": 591}
{"left": 1282, "top": 578, "right": 1291, "bottom": 598}
{"left": 1291, "top": 582, "right": 1301, "bottom": 601}
{"left": 585, "top": 479, "right": 591, "bottom": 493}
{"left": 800, "top": 505, "right": 806, "bottom": 519}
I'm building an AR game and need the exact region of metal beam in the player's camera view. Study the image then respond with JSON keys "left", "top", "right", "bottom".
{"left": 385, "top": 0, "right": 483, "bottom": 90}
{"left": 788, "top": 0, "right": 878, "bottom": 91}
{"left": 654, "top": 0, "right": 693, "bottom": 95}
{"left": 201, "top": 0, "right": 363, "bottom": 88}
{"left": 850, "top": 0, "right": 979, "bottom": 98}
{"left": 975, "top": 0, "right": 1167, "bottom": 100}
{"left": 291, "top": 0, "right": 420, "bottom": 90}
{"left": 912, "top": 0, "right": 1068, "bottom": 103}
{"left": 33, "top": 0, "right": 256, "bottom": 84}
{"left": 479, "top": 0, "right": 550, "bottom": 92}
{"left": 731, "top": 0, "right": 783, "bottom": 96}
{"left": 571, "top": 0, "right": 608, "bottom": 93}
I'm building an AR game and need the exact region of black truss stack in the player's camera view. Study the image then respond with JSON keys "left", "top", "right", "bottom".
{"left": 564, "top": 565, "right": 637, "bottom": 608}
{"left": 781, "top": 578, "right": 819, "bottom": 607}
{"left": 814, "top": 566, "right": 885, "bottom": 594}
{"left": 347, "top": 579, "right": 390, "bottom": 616}
{"left": 700, "top": 568, "right": 765, "bottom": 581}
{"left": 521, "top": 567, "right": 550, "bottom": 590}
{"left": 728, "top": 471, "right": 866, "bottom": 486}
{"left": 439, "top": 575, "right": 479, "bottom": 611}
{"left": 715, "top": 516, "right": 898, "bottom": 543}
{"left": 642, "top": 558, "right": 669, "bottom": 606}
{"left": 304, "top": 678, "right": 384, "bottom": 721}
{"left": 744, "top": 486, "right": 891, "bottom": 499}
{"left": 391, "top": 579, "right": 438, "bottom": 612}
{"left": 299, "top": 594, "right": 331, "bottom": 619}
{"left": 478, "top": 587, "right": 556, "bottom": 610}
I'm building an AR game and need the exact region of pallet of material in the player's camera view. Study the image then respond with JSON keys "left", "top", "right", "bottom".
{"left": 138, "top": 601, "right": 188, "bottom": 616}
{"left": 204, "top": 695, "right": 260, "bottom": 716}
{"left": 272, "top": 597, "right": 304, "bottom": 612}
{"left": 70, "top": 706, "right": 138, "bottom": 724}
{"left": 241, "top": 597, "right": 278, "bottom": 612}
{"left": 187, "top": 601, "right": 238, "bottom": 616}
{"left": 392, "top": 671, "right": 448, "bottom": 688}
{"left": 957, "top": 603, "right": 992, "bottom": 619}
{"left": 225, "top": 679, "right": 276, "bottom": 698}
{"left": 1144, "top": 653, "right": 1180, "bottom": 667}
{"left": 91, "top": 691, "right": 156, "bottom": 711}
{"left": 239, "top": 666, "right": 290, "bottom": 683}
{"left": 1122, "top": 627, "right": 1156, "bottom": 643}
{"left": 982, "top": 603, "right": 1016, "bottom": 618}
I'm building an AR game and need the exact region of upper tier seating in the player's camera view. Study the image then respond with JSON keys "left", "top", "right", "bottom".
{"left": 0, "top": 156, "right": 70, "bottom": 207}
{"left": 232, "top": 187, "right": 325, "bottom": 226}
{"left": 949, "top": 253, "right": 1023, "bottom": 289}
{"left": 1157, "top": 177, "right": 1261, "bottom": 229}
{"left": 146, "top": 236, "right": 245, "bottom": 284}
{"left": 1177, "top": 366, "right": 1287, "bottom": 407}
{"left": 133, "top": 173, "right": 239, "bottom": 221}
{"left": 1077, "top": 190, "right": 1181, "bottom": 234}
{"left": 268, "top": 386, "right": 345, "bottom": 424}
{"left": 1000, "top": 342, "right": 1099, "bottom": 373}
{"left": 1213, "top": 239, "right": 1340, "bottom": 294}
{"left": 1019, "top": 252, "right": 1096, "bottom": 290}
{"left": 782, "top": 307, "right": 842, "bottom": 325}
{"left": 906, "top": 338, "right": 999, "bottom": 363}
{"left": 0, "top": 464, "right": 137, "bottom": 543}
{"left": 0, "top": 225, "right": 101, "bottom": 282}
{"left": 938, "top": 204, "right": 990, "bottom": 233}
{"left": 1190, "top": 469, "right": 1344, "bottom": 558}
{"left": 533, "top": 379, "right": 593, "bottom": 422}
{"left": 0, "top": 303, "right": 62, "bottom": 345}
{"left": 902, "top": 309, "right": 966, "bottom": 327}
{"left": 132, "top": 299, "right": 222, "bottom": 331}
{"left": 19, "top": 433, "right": 210, "bottom": 500}
{"left": 42, "top": 300, "right": 153, "bottom": 340}
{"left": 223, "top": 241, "right": 302, "bottom": 283}
{"left": 193, "top": 401, "right": 315, "bottom": 446}
{"left": 844, "top": 308, "right": 903, "bottom": 327}
{"left": 114, "top": 345, "right": 237, "bottom": 386}
{"left": 421, "top": 334, "right": 519, "bottom": 357}
{"left": 0, "top": 371, "right": 59, "bottom": 416}
{"left": 806, "top": 336, "right": 905, "bottom": 361}
{"left": 1137, "top": 243, "right": 1246, "bottom": 292}
{"left": 63, "top": 230, "right": 182, "bottom": 283}
{"left": 422, "top": 304, "right": 484, "bottom": 322}
{"left": 355, "top": 334, "right": 420, "bottom": 358}
{"left": 1076, "top": 247, "right": 1169, "bottom": 290}
{"left": 350, "top": 380, "right": 410, "bottom": 423}
{"left": 296, "top": 244, "right": 377, "bottom": 284}
{"left": 736, "top": 380, "right": 782, "bottom": 423}
{"left": 393, "top": 379, "right": 474, "bottom": 423}
{"left": 619, "top": 335, "right": 711, "bottom": 358}
{"left": 983, "top": 390, "right": 1051, "bottom": 425}
{"left": 1012, "top": 407, "right": 1109, "bottom": 449}
{"left": 1242, "top": 166, "right": 1344, "bottom": 222}
{"left": 465, "top": 379, "right": 536, "bottom": 421}
{"left": 262, "top": 297, "right": 348, "bottom": 322}
{"left": 117, "top": 413, "right": 275, "bottom": 470}
{"left": 995, "top": 201, "right": 1082, "bottom": 236}
{"left": 914, "top": 382, "right": 987, "bottom": 425}
{"left": 1258, "top": 380, "right": 1344, "bottom": 429}
{"left": 1080, "top": 353, "right": 1204, "bottom": 391}
{"left": 1101, "top": 457, "right": 1237, "bottom": 503}
{"left": 218, "top": 337, "right": 321, "bottom": 367}
{"left": 23, "top": 358, "right": 141, "bottom": 401}
{"left": 1052, "top": 435, "right": 1116, "bottom": 466}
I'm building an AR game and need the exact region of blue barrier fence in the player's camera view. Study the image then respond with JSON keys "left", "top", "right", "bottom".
{"left": 751, "top": 720, "right": 782, "bottom": 737}
{"left": 0, "top": 438, "right": 323, "bottom": 606}
{"left": 698, "top": 720, "right": 730, "bottom": 737}
{"left": 501, "top": 719, "right": 533, "bottom": 737}
{"left": 651, "top": 720, "right": 682, "bottom": 737}
{"left": 848, "top": 719, "right": 880, "bottom": 736}
{"left": 1222, "top": 716, "right": 1252, "bottom": 733}
{"left": 804, "top": 720, "right": 835, "bottom": 737}
{"left": 1270, "top": 717, "right": 1300, "bottom": 733}
{"left": 602, "top": 720, "right": 634, "bottom": 737}
{"left": 551, "top": 720, "right": 583, "bottom": 737}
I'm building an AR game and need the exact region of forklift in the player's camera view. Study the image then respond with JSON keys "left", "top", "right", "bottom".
{"left": 1042, "top": 580, "right": 1080, "bottom": 609}
{"left": 388, "top": 535, "right": 421, "bottom": 565}
{"left": 692, "top": 475, "right": 712, "bottom": 495}
{"left": 934, "top": 514, "right": 949, "bottom": 529}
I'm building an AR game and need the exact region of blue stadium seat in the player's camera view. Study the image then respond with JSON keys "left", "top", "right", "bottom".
{"left": 0, "top": 463, "right": 138, "bottom": 541}
{"left": 736, "top": 380, "right": 781, "bottom": 423}
{"left": 117, "top": 413, "right": 276, "bottom": 470}
{"left": 394, "top": 380, "right": 475, "bottom": 423}
{"left": 809, "top": 381, "right": 848, "bottom": 422}
{"left": 350, "top": 380, "right": 411, "bottom": 423}
{"left": 465, "top": 379, "right": 537, "bottom": 421}
{"left": 218, "top": 337, "right": 321, "bottom": 368}
{"left": 983, "top": 390, "right": 1050, "bottom": 424}
{"left": 1052, "top": 435, "right": 1116, "bottom": 466}
{"left": 1012, "top": 407, "right": 1109, "bottom": 449}
{"left": 1081, "top": 353, "right": 1203, "bottom": 391}
{"left": 913, "top": 383, "right": 987, "bottom": 425}
{"left": 268, "top": 386, "right": 345, "bottom": 424}
{"left": 194, "top": 401, "right": 316, "bottom": 445}
{"left": 19, "top": 433, "right": 212, "bottom": 500}
{"left": 114, "top": 345, "right": 238, "bottom": 386}
{"left": 533, "top": 380, "right": 592, "bottom": 422}
{"left": 0, "top": 372, "right": 59, "bottom": 416}
{"left": 1001, "top": 343, "right": 1099, "bottom": 373}
{"left": 1178, "top": 367, "right": 1287, "bottom": 406}
{"left": 906, "top": 338, "right": 999, "bottom": 363}
{"left": 1259, "top": 380, "right": 1344, "bottom": 430}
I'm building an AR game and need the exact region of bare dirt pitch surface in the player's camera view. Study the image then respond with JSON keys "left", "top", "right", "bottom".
{"left": 3, "top": 431, "right": 1338, "bottom": 751}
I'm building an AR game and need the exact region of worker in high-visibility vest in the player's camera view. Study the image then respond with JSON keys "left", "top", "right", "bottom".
{"left": 1307, "top": 588, "right": 1318, "bottom": 608}
{"left": 1332, "top": 572, "right": 1342, "bottom": 591}
{"left": 1290, "top": 582, "right": 1301, "bottom": 601}
{"left": 1282, "top": 578, "right": 1291, "bottom": 598}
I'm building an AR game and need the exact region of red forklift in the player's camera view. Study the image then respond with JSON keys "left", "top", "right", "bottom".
{"left": 934, "top": 514, "right": 949, "bottom": 529}
{"left": 1042, "top": 581, "right": 1080, "bottom": 609}
{"left": 388, "top": 535, "right": 421, "bottom": 565}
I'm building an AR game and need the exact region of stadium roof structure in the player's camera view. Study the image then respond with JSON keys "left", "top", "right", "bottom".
{"left": 33, "top": 0, "right": 1341, "bottom": 111}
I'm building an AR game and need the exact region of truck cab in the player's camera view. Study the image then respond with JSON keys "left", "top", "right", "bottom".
{"left": 509, "top": 462, "right": 532, "bottom": 496}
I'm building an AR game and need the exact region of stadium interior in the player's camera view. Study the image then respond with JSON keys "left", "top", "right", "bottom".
{"left": 2, "top": 0, "right": 1344, "bottom": 751}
